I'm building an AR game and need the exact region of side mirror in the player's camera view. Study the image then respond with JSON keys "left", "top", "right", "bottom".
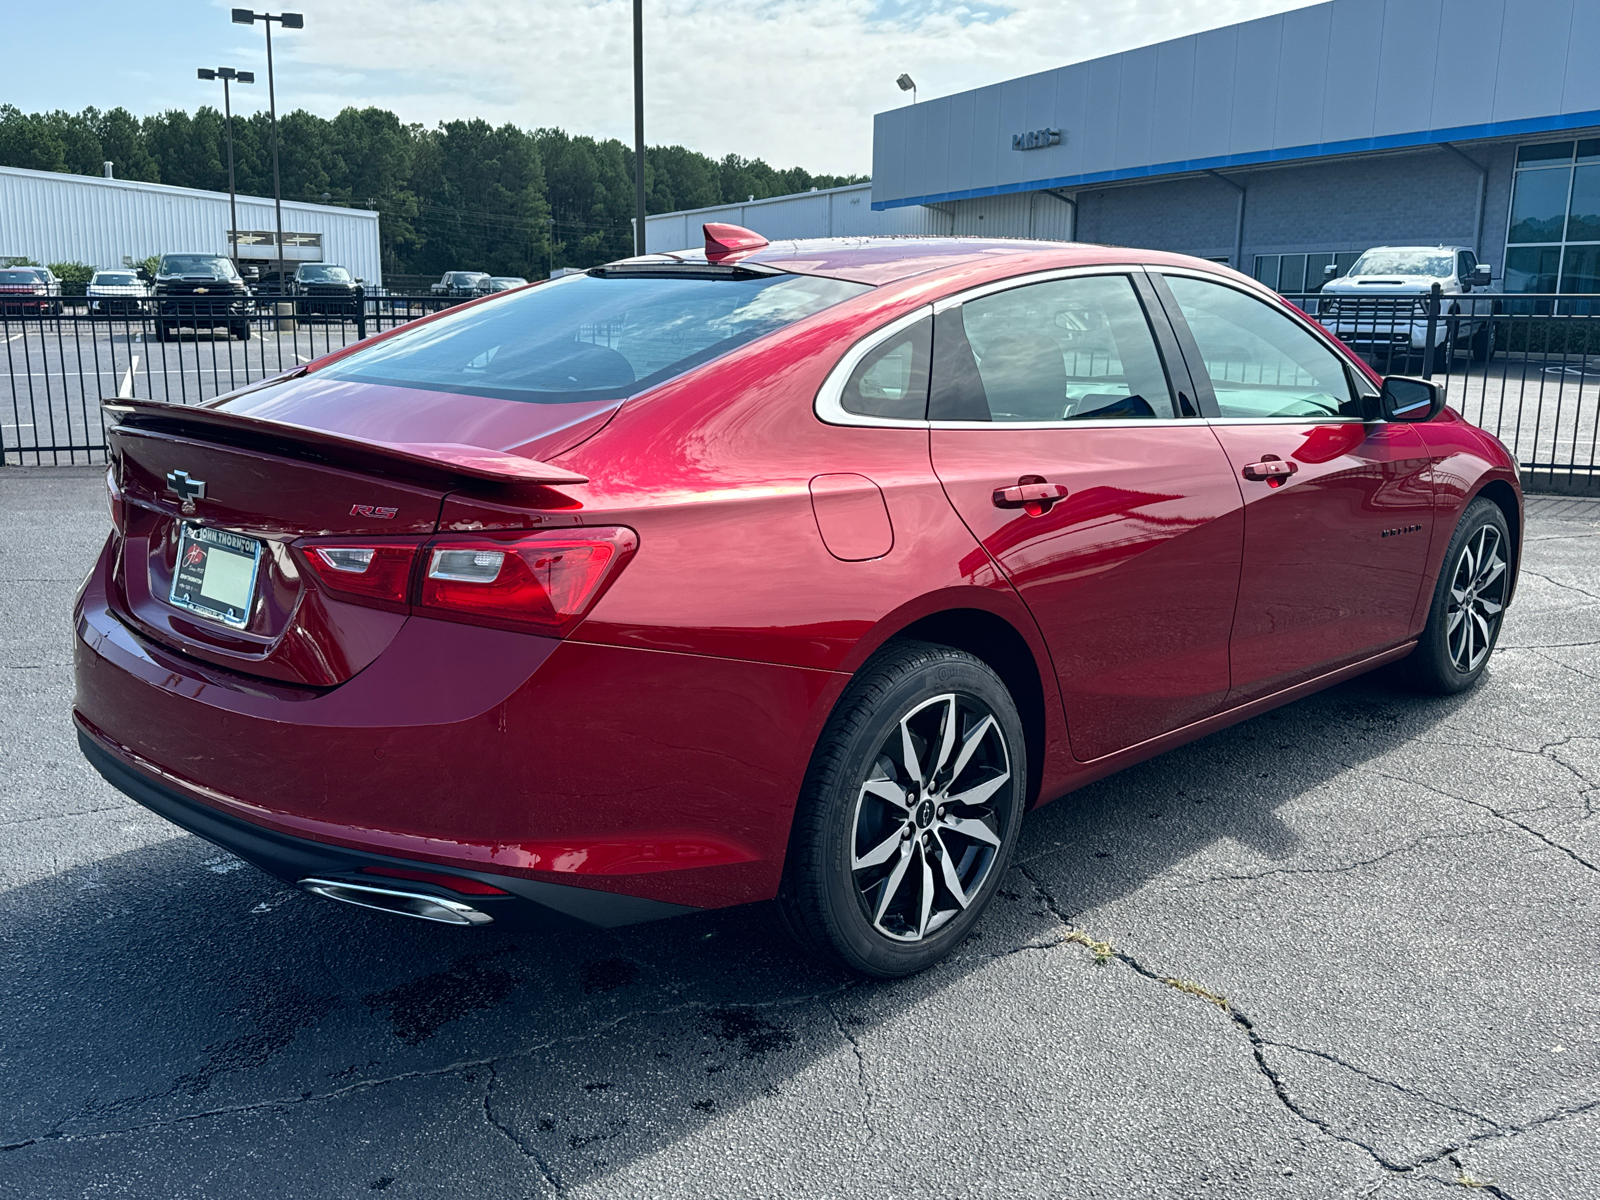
{"left": 1472, "top": 264, "right": 1492, "bottom": 288}
{"left": 136, "top": 268, "right": 153, "bottom": 283}
{"left": 1380, "top": 376, "right": 1444, "bottom": 422}
{"left": 1323, "top": 263, "right": 1339, "bottom": 279}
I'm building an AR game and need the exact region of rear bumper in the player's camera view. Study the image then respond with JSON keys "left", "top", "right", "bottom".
{"left": 78, "top": 725, "right": 696, "bottom": 928}
{"left": 73, "top": 537, "right": 837, "bottom": 913}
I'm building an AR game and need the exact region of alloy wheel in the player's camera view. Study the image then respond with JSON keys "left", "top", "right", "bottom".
{"left": 850, "top": 692, "right": 1013, "bottom": 942}
{"left": 1446, "top": 524, "right": 1508, "bottom": 673}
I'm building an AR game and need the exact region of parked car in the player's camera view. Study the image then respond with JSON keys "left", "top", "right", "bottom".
{"left": 80, "top": 229, "right": 1522, "bottom": 978}
{"left": 291, "top": 264, "right": 363, "bottom": 318}
{"left": 86, "top": 269, "right": 151, "bottom": 316}
{"left": 487, "top": 276, "right": 529, "bottom": 293}
{"left": 149, "top": 254, "right": 253, "bottom": 340}
{"left": 0, "top": 267, "right": 58, "bottom": 314}
{"left": 431, "top": 270, "right": 491, "bottom": 299}
{"left": 1320, "top": 245, "right": 1499, "bottom": 369}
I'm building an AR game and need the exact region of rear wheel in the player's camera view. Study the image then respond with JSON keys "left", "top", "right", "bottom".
{"left": 1400, "top": 498, "right": 1511, "bottom": 694}
{"left": 777, "top": 641, "right": 1026, "bottom": 978}
{"left": 1471, "top": 321, "right": 1497, "bottom": 363}
{"left": 231, "top": 321, "right": 251, "bottom": 341}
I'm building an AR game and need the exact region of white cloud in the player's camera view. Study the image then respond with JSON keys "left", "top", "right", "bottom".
{"left": 244, "top": 0, "right": 1317, "bottom": 174}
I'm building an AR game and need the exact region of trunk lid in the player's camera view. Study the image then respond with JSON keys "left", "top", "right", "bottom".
{"left": 104, "top": 384, "right": 594, "bottom": 687}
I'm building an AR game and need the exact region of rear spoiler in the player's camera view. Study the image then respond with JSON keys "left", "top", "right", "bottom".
{"left": 102, "top": 398, "right": 589, "bottom": 486}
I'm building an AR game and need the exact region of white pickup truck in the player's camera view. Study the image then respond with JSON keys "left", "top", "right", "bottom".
{"left": 1318, "top": 245, "right": 1499, "bottom": 370}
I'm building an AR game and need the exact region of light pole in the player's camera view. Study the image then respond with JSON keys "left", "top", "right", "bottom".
{"left": 632, "top": 0, "right": 647, "bottom": 256}
{"left": 231, "top": 9, "right": 302, "bottom": 289}
{"left": 197, "top": 67, "right": 254, "bottom": 271}
{"left": 897, "top": 73, "right": 917, "bottom": 104}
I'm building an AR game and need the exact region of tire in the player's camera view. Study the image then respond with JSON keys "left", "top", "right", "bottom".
{"left": 1471, "top": 321, "right": 1497, "bottom": 363}
{"left": 1430, "top": 342, "right": 1450, "bottom": 375}
{"left": 776, "top": 640, "right": 1027, "bottom": 978}
{"left": 157, "top": 321, "right": 175, "bottom": 342}
{"left": 232, "top": 321, "right": 251, "bottom": 341}
{"left": 1400, "top": 497, "right": 1512, "bottom": 694}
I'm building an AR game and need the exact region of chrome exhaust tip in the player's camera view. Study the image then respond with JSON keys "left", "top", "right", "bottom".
{"left": 297, "top": 877, "right": 495, "bottom": 926}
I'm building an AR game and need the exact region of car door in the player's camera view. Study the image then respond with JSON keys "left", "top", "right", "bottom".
{"left": 928, "top": 267, "right": 1245, "bottom": 762}
{"left": 1149, "top": 269, "right": 1436, "bottom": 705}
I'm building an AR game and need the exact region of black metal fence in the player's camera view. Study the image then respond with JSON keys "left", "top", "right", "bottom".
{"left": 1, "top": 295, "right": 462, "bottom": 466}
{"left": 4, "top": 285, "right": 1599, "bottom": 486}
{"left": 1284, "top": 286, "right": 1600, "bottom": 487}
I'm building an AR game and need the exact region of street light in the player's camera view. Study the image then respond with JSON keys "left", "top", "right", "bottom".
{"left": 197, "top": 67, "right": 254, "bottom": 272}
{"left": 897, "top": 73, "right": 917, "bottom": 104}
{"left": 632, "top": 0, "right": 646, "bottom": 256}
{"left": 231, "top": 9, "right": 303, "bottom": 289}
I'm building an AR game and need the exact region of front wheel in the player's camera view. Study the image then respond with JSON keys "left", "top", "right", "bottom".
{"left": 777, "top": 641, "right": 1026, "bottom": 978}
{"left": 1400, "top": 498, "right": 1512, "bottom": 694}
{"left": 1471, "top": 322, "right": 1497, "bottom": 363}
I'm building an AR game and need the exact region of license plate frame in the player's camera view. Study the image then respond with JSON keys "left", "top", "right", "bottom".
{"left": 168, "top": 523, "right": 264, "bottom": 630}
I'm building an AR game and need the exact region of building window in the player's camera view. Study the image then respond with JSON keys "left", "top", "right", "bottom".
{"left": 1505, "top": 139, "right": 1600, "bottom": 294}
{"left": 1253, "top": 251, "right": 1362, "bottom": 294}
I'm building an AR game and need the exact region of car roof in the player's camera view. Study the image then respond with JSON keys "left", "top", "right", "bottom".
{"left": 621, "top": 236, "right": 1240, "bottom": 286}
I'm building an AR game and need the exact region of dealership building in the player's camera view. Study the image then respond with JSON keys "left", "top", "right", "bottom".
{"left": 648, "top": 0, "right": 1600, "bottom": 297}
{"left": 0, "top": 165, "right": 383, "bottom": 285}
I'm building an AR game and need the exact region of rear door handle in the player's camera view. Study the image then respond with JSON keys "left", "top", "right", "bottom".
{"left": 992, "top": 481, "right": 1070, "bottom": 512}
{"left": 1241, "top": 459, "right": 1298, "bottom": 482}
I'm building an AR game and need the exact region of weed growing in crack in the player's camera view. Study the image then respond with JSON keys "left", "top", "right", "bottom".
{"left": 1063, "top": 929, "right": 1115, "bottom": 964}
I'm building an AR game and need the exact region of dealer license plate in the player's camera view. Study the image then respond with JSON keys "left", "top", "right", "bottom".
{"left": 168, "top": 524, "right": 263, "bottom": 629}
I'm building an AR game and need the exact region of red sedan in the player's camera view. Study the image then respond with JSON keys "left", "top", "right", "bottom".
{"left": 75, "top": 228, "right": 1521, "bottom": 977}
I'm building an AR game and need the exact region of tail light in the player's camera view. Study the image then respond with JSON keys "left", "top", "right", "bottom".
{"left": 292, "top": 527, "right": 636, "bottom": 636}
{"left": 105, "top": 467, "right": 126, "bottom": 534}
{"left": 296, "top": 542, "right": 419, "bottom": 612}
{"left": 419, "top": 528, "right": 638, "bottom": 636}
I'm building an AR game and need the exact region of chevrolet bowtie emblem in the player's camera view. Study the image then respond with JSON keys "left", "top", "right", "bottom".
{"left": 166, "top": 470, "right": 206, "bottom": 513}
{"left": 194, "top": 287, "right": 209, "bottom": 294}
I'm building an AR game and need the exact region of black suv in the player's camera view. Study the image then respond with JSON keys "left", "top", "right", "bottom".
{"left": 254, "top": 263, "right": 364, "bottom": 319}
{"left": 149, "top": 254, "right": 252, "bottom": 340}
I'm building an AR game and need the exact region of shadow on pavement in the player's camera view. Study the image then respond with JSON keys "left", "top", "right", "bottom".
{"left": 0, "top": 668, "right": 1469, "bottom": 1189}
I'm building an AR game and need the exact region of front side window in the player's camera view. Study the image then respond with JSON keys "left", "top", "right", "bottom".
{"left": 930, "top": 274, "right": 1174, "bottom": 422}
{"left": 1163, "top": 275, "right": 1360, "bottom": 420}
{"left": 320, "top": 270, "right": 870, "bottom": 404}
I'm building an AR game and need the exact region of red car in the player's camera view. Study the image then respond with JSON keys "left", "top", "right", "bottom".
{"left": 75, "top": 227, "right": 1521, "bottom": 977}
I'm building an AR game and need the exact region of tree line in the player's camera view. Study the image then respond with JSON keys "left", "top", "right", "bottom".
{"left": 0, "top": 104, "right": 866, "bottom": 280}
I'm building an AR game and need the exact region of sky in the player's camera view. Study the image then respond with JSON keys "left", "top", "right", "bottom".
{"left": 5, "top": 0, "right": 1318, "bottom": 176}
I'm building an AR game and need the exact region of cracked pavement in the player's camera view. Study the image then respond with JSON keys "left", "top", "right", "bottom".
{"left": 2, "top": 467, "right": 1597, "bottom": 1198}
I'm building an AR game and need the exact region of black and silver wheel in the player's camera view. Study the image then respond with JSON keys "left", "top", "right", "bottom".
{"left": 778, "top": 641, "right": 1025, "bottom": 978}
{"left": 1471, "top": 321, "right": 1497, "bottom": 363}
{"left": 1401, "top": 498, "right": 1512, "bottom": 693}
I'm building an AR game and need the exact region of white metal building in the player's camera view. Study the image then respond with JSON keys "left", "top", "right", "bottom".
{"left": 0, "top": 165, "right": 383, "bottom": 284}
{"left": 643, "top": 182, "right": 957, "bottom": 253}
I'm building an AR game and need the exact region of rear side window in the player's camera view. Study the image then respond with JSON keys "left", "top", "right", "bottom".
{"left": 1163, "top": 275, "right": 1360, "bottom": 419}
{"left": 840, "top": 317, "right": 930, "bottom": 419}
{"left": 930, "top": 274, "right": 1175, "bottom": 422}
{"left": 323, "top": 271, "right": 870, "bottom": 404}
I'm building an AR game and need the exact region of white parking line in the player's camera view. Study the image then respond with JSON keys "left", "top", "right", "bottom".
{"left": 117, "top": 356, "right": 140, "bottom": 399}
{"left": 5, "top": 333, "right": 20, "bottom": 343}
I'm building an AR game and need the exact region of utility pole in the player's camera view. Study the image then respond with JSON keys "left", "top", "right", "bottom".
{"left": 232, "top": 10, "right": 303, "bottom": 287}
{"left": 633, "top": 0, "right": 647, "bottom": 256}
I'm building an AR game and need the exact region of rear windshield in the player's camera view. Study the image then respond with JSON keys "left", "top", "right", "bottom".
{"left": 1348, "top": 251, "right": 1455, "bottom": 278}
{"left": 320, "top": 271, "right": 872, "bottom": 403}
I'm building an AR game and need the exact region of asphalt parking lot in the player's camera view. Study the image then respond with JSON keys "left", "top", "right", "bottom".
{"left": 2, "top": 468, "right": 1598, "bottom": 1198}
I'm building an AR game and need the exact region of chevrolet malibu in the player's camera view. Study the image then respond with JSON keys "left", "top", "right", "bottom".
{"left": 75, "top": 227, "right": 1522, "bottom": 978}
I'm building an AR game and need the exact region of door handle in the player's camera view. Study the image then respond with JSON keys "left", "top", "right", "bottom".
{"left": 1241, "top": 459, "right": 1298, "bottom": 483}
{"left": 992, "top": 480, "right": 1070, "bottom": 513}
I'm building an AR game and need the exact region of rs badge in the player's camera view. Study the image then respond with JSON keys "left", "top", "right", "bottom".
{"left": 351, "top": 504, "right": 398, "bottom": 519}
